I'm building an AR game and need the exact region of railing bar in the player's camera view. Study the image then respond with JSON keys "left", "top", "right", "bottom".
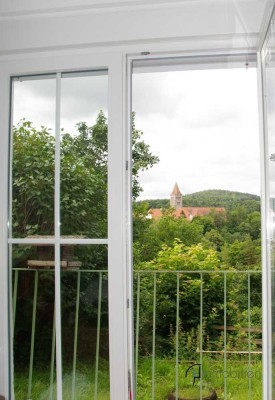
{"left": 27, "top": 270, "right": 39, "bottom": 400}
{"left": 133, "top": 270, "right": 261, "bottom": 274}
{"left": 135, "top": 273, "right": 141, "bottom": 399}
{"left": 200, "top": 273, "right": 203, "bottom": 400}
{"left": 8, "top": 238, "right": 108, "bottom": 245}
{"left": 11, "top": 268, "right": 261, "bottom": 274}
{"left": 199, "top": 350, "right": 262, "bottom": 354}
{"left": 176, "top": 273, "right": 180, "bottom": 400}
{"left": 152, "top": 272, "right": 156, "bottom": 400}
{"left": 224, "top": 273, "right": 227, "bottom": 400}
{"left": 248, "top": 273, "right": 252, "bottom": 399}
{"left": 72, "top": 271, "right": 81, "bottom": 400}
{"left": 94, "top": 272, "right": 103, "bottom": 400}
{"left": 50, "top": 305, "right": 56, "bottom": 400}
{"left": 12, "top": 268, "right": 108, "bottom": 273}
{"left": 12, "top": 269, "right": 19, "bottom": 336}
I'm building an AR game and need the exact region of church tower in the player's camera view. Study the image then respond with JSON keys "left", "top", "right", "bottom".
{"left": 170, "top": 182, "right": 182, "bottom": 209}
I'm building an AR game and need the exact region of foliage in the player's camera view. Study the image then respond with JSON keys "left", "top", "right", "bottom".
{"left": 132, "top": 112, "right": 159, "bottom": 198}
{"left": 134, "top": 240, "right": 228, "bottom": 354}
{"left": 221, "top": 237, "right": 261, "bottom": 270}
{"left": 12, "top": 112, "right": 263, "bottom": 383}
{"left": 12, "top": 113, "right": 159, "bottom": 365}
{"left": 12, "top": 121, "right": 55, "bottom": 237}
{"left": 139, "top": 240, "right": 220, "bottom": 271}
{"left": 132, "top": 208, "right": 205, "bottom": 263}
{"left": 12, "top": 112, "right": 159, "bottom": 238}
{"left": 144, "top": 190, "right": 260, "bottom": 210}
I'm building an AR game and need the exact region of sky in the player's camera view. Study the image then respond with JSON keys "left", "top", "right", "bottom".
{"left": 13, "top": 67, "right": 260, "bottom": 200}
{"left": 13, "top": 73, "right": 108, "bottom": 136}
{"left": 133, "top": 67, "right": 260, "bottom": 200}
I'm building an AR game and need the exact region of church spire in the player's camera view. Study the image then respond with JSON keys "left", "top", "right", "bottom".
{"left": 170, "top": 182, "right": 182, "bottom": 196}
{"left": 170, "top": 182, "right": 182, "bottom": 209}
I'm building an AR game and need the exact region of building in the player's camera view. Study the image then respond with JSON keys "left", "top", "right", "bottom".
{"left": 149, "top": 183, "right": 225, "bottom": 221}
{"left": 170, "top": 182, "right": 183, "bottom": 209}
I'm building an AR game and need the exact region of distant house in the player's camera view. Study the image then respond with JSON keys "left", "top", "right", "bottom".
{"left": 149, "top": 182, "right": 225, "bottom": 221}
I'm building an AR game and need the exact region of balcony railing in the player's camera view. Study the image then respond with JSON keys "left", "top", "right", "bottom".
{"left": 12, "top": 268, "right": 262, "bottom": 400}
{"left": 134, "top": 269, "right": 262, "bottom": 400}
{"left": 12, "top": 268, "right": 108, "bottom": 400}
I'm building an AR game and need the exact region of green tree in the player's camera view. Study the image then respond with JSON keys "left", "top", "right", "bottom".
{"left": 12, "top": 111, "right": 159, "bottom": 239}
{"left": 132, "top": 210, "right": 205, "bottom": 263}
{"left": 149, "top": 213, "right": 204, "bottom": 248}
{"left": 12, "top": 121, "right": 55, "bottom": 237}
{"left": 202, "top": 228, "right": 225, "bottom": 251}
{"left": 221, "top": 237, "right": 261, "bottom": 270}
{"left": 12, "top": 112, "right": 159, "bottom": 364}
{"left": 135, "top": 240, "right": 225, "bottom": 354}
{"left": 132, "top": 113, "right": 159, "bottom": 198}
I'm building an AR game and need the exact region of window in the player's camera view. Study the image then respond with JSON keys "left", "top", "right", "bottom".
{"left": 0, "top": 52, "right": 129, "bottom": 400}
{"left": 130, "top": 55, "right": 262, "bottom": 400}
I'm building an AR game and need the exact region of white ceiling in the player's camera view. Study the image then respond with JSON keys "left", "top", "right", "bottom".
{"left": 0, "top": 0, "right": 269, "bottom": 20}
{"left": 0, "top": 0, "right": 272, "bottom": 56}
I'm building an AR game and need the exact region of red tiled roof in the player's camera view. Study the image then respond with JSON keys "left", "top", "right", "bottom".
{"left": 149, "top": 207, "right": 225, "bottom": 220}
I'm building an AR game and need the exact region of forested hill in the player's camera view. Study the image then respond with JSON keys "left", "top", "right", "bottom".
{"left": 143, "top": 190, "right": 261, "bottom": 211}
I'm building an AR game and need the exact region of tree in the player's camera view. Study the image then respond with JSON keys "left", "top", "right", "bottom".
{"left": 221, "top": 236, "right": 261, "bottom": 270}
{"left": 132, "top": 113, "right": 159, "bottom": 198}
{"left": 132, "top": 208, "right": 205, "bottom": 263}
{"left": 12, "top": 112, "right": 159, "bottom": 364}
{"left": 12, "top": 111, "right": 159, "bottom": 239}
{"left": 134, "top": 240, "right": 225, "bottom": 354}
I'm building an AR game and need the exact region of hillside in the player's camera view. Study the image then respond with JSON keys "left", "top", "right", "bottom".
{"left": 142, "top": 189, "right": 260, "bottom": 211}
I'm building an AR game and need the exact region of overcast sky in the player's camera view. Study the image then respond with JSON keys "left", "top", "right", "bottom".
{"left": 133, "top": 68, "right": 260, "bottom": 200}
{"left": 13, "top": 73, "right": 108, "bottom": 136}
{"left": 13, "top": 67, "right": 260, "bottom": 200}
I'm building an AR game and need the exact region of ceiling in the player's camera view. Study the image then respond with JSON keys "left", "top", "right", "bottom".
{"left": 0, "top": 0, "right": 270, "bottom": 23}
{"left": 0, "top": 0, "right": 273, "bottom": 56}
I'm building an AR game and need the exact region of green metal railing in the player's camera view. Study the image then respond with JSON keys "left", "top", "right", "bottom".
{"left": 12, "top": 268, "right": 108, "bottom": 400}
{"left": 134, "top": 269, "right": 262, "bottom": 400}
{"left": 12, "top": 268, "right": 262, "bottom": 400}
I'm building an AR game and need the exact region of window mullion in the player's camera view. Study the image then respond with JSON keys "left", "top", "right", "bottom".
{"left": 54, "top": 72, "right": 62, "bottom": 400}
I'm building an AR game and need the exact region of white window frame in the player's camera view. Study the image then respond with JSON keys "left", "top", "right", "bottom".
{"left": 257, "top": 4, "right": 275, "bottom": 398}
{"left": 0, "top": 43, "right": 273, "bottom": 400}
{"left": 126, "top": 50, "right": 270, "bottom": 400}
{"left": 0, "top": 51, "right": 131, "bottom": 400}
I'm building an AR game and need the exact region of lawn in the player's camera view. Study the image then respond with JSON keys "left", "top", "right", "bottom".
{"left": 14, "top": 356, "right": 262, "bottom": 399}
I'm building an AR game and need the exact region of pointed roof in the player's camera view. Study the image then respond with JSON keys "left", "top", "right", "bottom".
{"left": 170, "top": 182, "right": 182, "bottom": 196}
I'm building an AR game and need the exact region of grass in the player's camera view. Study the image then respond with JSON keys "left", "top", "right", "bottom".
{"left": 14, "top": 359, "right": 110, "bottom": 400}
{"left": 136, "top": 356, "right": 262, "bottom": 400}
{"left": 14, "top": 356, "right": 262, "bottom": 399}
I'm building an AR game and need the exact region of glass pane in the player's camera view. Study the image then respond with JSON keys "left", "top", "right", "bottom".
{"left": 261, "top": 15, "right": 275, "bottom": 399}
{"left": 132, "top": 64, "right": 262, "bottom": 399}
{"left": 11, "top": 77, "right": 56, "bottom": 238}
{"left": 12, "top": 244, "right": 56, "bottom": 400}
{"left": 60, "top": 71, "right": 108, "bottom": 238}
{"left": 61, "top": 245, "right": 109, "bottom": 399}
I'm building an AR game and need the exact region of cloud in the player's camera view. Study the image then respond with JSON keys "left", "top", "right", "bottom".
{"left": 13, "top": 74, "right": 108, "bottom": 135}
{"left": 133, "top": 72, "right": 185, "bottom": 120}
{"left": 12, "top": 66, "right": 260, "bottom": 199}
{"left": 13, "top": 79, "right": 56, "bottom": 130}
{"left": 134, "top": 68, "right": 260, "bottom": 198}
